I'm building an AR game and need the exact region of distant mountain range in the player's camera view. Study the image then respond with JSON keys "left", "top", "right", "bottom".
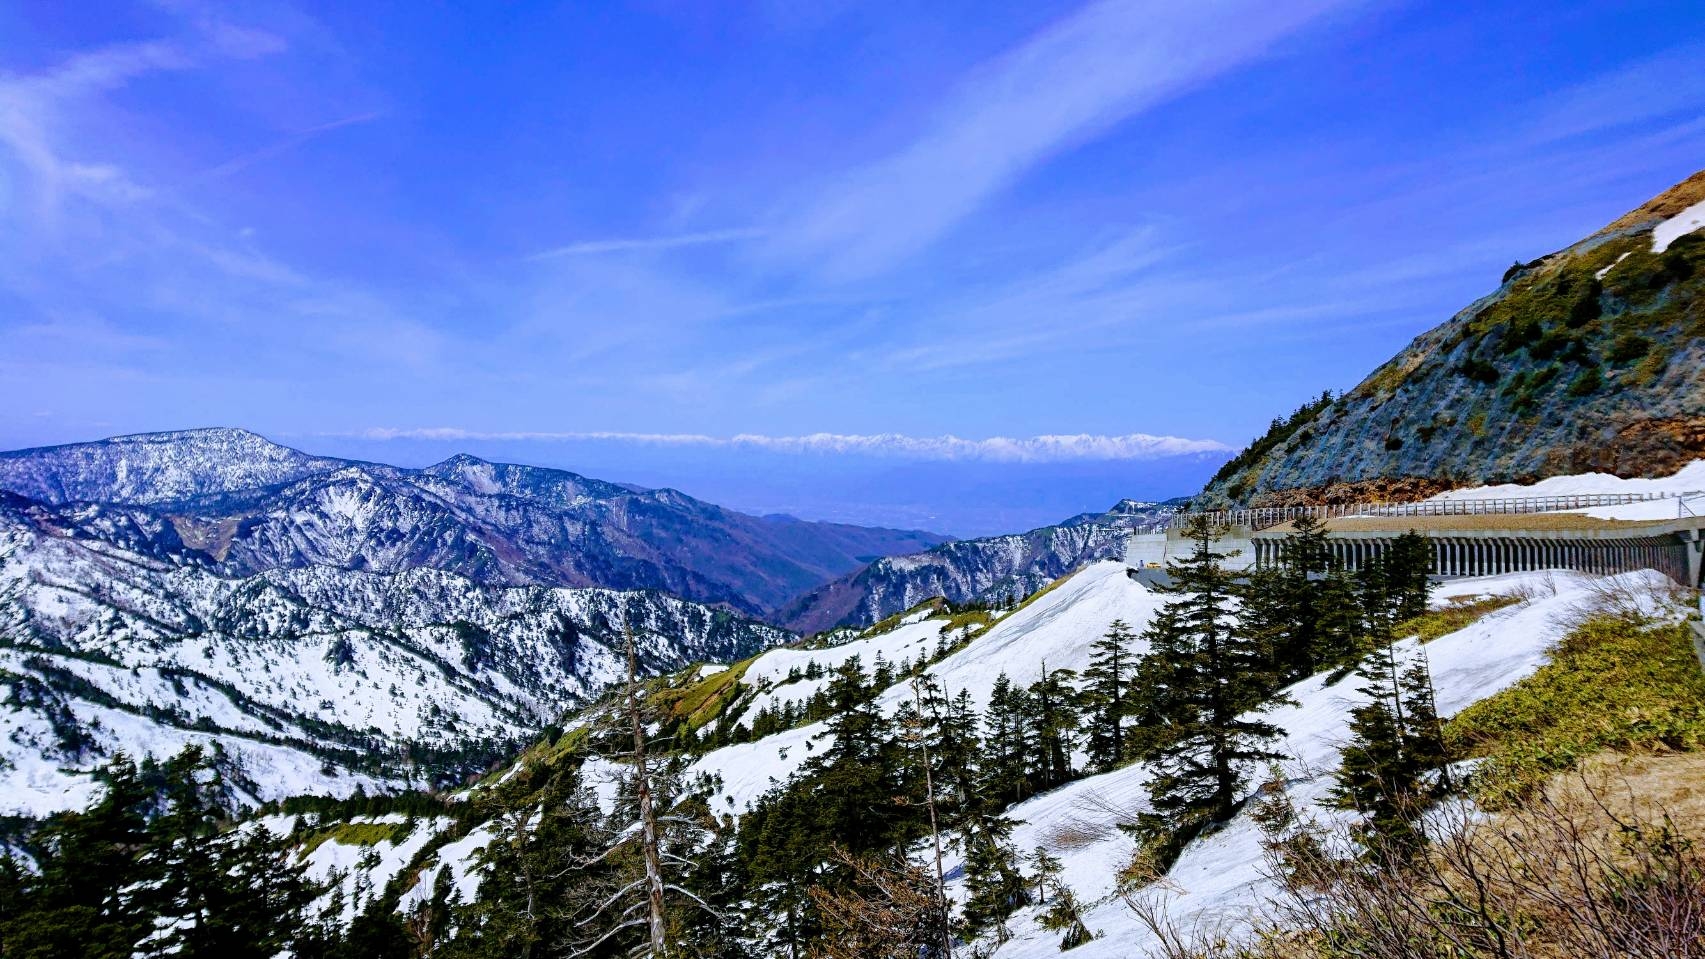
{"left": 1199, "top": 168, "right": 1705, "bottom": 507}
{"left": 0, "top": 427, "right": 952, "bottom": 810}
{"left": 0, "top": 428, "right": 946, "bottom": 619}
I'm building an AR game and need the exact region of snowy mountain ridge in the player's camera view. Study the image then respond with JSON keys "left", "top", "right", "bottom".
{"left": 0, "top": 428, "right": 947, "bottom": 620}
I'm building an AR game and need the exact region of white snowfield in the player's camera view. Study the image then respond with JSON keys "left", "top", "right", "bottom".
{"left": 688, "top": 563, "right": 1162, "bottom": 813}
{"left": 683, "top": 553, "right": 1686, "bottom": 957}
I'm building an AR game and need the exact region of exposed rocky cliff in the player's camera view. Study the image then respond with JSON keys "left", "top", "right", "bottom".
{"left": 1198, "top": 170, "right": 1705, "bottom": 507}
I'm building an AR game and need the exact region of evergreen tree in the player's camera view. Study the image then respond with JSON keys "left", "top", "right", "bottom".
{"left": 738, "top": 657, "right": 910, "bottom": 956}
{"left": 1138, "top": 517, "right": 1286, "bottom": 832}
{"left": 1242, "top": 515, "right": 1363, "bottom": 683}
{"left": 979, "top": 673, "right": 1032, "bottom": 807}
{"left": 1037, "top": 879, "right": 1094, "bottom": 951}
{"left": 1025, "top": 665, "right": 1081, "bottom": 791}
{"left": 2, "top": 757, "right": 153, "bottom": 959}
{"left": 1081, "top": 619, "right": 1137, "bottom": 771}
{"left": 444, "top": 759, "right": 608, "bottom": 959}
{"left": 1332, "top": 604, "right": 1448, "bottom": 864}
{"left": 1385, "top": 531, "right": 1434, "bottom": 624}
{"left": 957, "top": 814, "right": 1029, "bottom": 943}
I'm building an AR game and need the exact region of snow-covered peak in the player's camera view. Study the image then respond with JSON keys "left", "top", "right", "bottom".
{"left": 0, "top": 428, "right": 341, "bottom": 506}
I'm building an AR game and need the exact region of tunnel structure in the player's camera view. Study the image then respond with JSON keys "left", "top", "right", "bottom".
{"left": 1248, "top": 513, "right": 1705, "bottom": 589}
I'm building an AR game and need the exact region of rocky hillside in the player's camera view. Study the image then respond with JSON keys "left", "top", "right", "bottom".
{"left": 776, "top": 498, "right": 1176, "bottom": 633}
{"left": 1199, "top": 170, "right": 1705, "bottom": 507}
{"left": 0, "top": 429, "right": 945, "bottom": 619}
{"left": 0, "top": 490, "right": 788, "bottom": 816}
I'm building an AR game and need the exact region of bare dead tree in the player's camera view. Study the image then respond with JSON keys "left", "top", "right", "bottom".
{"left": 807, "top": 846, "right": 950, "bottom": 959}
{"left": 562, "top": 622, "right": 725, "bottom": 959}
{"left": 906, "top": 675, "right": 954, "bottom": 959}
{"left": 627, "top": 623, "right": 670, "bottom": 957}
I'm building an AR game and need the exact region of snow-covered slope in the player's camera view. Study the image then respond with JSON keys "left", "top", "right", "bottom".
{"left": 689, "top": 561, "right": 1165, "bottom": 813}
{"left": 286, "top": 552, "right": 1692, "bottom": 956}
{"left": 0, "top": 498, "right": 789, "bottom": 817}
{"left": 962, "top": 569, "right": 1656, "bottom": 957}
{"left": 681, "top": 560, "right": 1686, "bottom": 955}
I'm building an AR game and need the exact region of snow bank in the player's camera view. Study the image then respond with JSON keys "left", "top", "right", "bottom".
{"left": 1427, "top": 460, "right": 1705, "bottom": 502}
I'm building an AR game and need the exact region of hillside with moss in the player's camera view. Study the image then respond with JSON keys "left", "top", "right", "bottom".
{"left": 1199, "top": 169, "right": 1705, "bottom": 507}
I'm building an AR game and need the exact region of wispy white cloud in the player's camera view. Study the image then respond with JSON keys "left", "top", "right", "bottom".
{"left": 348, "top": 427, "right": 1232, "bottom": 462}
{"left": 1519, "top": 41, "right": 1705, "bottom": 147}
{"left": 776, "top": 0, "right": 1354, "bottom": 280}
{"left": 529, "top": 227, "right": 765, "bottom": 259}
{"left": 201, "top": 111, "right": 382, "bottom": 179}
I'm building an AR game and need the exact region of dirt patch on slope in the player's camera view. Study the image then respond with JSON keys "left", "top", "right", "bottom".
{"left": 1556, "top": 415, "right": 1705, "bottom": 478}
{"left": 1249, "top": 475, "right": 1457, "bottom": 508}
{"left": 1596, "top": 168, "right": 1705, "bottom": 235}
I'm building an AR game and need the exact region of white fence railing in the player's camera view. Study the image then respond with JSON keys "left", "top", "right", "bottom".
{"left": 1166, "top": 491, "right": 1701, "bottom": 532}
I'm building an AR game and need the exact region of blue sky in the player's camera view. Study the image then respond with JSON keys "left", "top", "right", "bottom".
{"left": 2, "top": 1, "right": 1703, "bottom": 535}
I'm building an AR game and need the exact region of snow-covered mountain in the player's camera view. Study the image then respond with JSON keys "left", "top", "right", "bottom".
{"left": 0, "top": 429, "right": 946, "bottom": 619}
{"left": 0, "top": 490, "right": 789, "bottom": 817}
{"left": 777, "top": 498, "right": 1176, "bottom": 633}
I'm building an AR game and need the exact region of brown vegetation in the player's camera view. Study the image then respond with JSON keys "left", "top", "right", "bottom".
{"left": 1250, "top": 476, "right": 1457, "bottom": 508}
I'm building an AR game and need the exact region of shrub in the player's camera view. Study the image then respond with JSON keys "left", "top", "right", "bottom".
{"left": 1566, "top": 366, "right": 1603, "bottom": 396}
{"left": 1454, "top": 357, "right": 1499, "bottom": 383}
{"left": 1500, "top": 318, "right": 1542, "bottom": 354}
{"left": 1608, "top": 332, "right": 1652, "bottom": 365}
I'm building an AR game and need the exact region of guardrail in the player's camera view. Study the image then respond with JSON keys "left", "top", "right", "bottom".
{"left": 1164, "top": 491, "right": 1700, "bottom": 532}
{"left": 1681, "top": 492, "right": 1705, "bottom": 519}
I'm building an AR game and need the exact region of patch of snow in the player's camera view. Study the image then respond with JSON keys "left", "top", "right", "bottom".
{"left": 399, "top": 820, "right": 500, "bottom": 912}
{"left": 1596, "top": 250, "right": 1632, "bottom": 280}
{"left": 299, "top": 815, "right": 454, "bottom": 926}
{"left": 1652, "top": 198, "right": 1705, "bottom": 253}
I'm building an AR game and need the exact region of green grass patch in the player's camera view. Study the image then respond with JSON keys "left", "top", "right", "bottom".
{"left": 941, "top": 608, "right": 994, "bottom": 635}
{"left": 653, "top": 658, "right": 754, "bottom": 731}
{"left": 1400, "top": 594, "right": 1521, "bottom": 644}
{"left": 1445, "top": 615, "right": 1705, "bottom": 804}
{"left": 296, "top": 820, "right": 404, "bottom": 858}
